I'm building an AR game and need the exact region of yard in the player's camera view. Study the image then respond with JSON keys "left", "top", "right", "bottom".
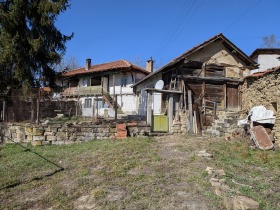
{"left": 0, "top": 135, "right": 279, "bottom": 209}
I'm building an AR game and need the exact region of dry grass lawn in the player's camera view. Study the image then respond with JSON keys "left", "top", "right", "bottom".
{"left": 0, "top": 134, "right": 279, "bottom": 209}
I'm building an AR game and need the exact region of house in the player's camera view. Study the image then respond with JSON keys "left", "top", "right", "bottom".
{"left": 242, "top": 66, "right": 280, "bottom": 146}
{"left": 250, "top": 48, "right": 280, "bottom": 74}
{"left": 61, "top": 59, "right": 150, "bottom": 117}
{"left": 133, "top": 33, "right": 257, "bottom": 133}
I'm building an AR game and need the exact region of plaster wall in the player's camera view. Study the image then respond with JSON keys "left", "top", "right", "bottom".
{"left": 187, "top": 41, "right": 250, "bottom": 78}
{"left": 254, "top": 54, "right": 280, "bottom": 72}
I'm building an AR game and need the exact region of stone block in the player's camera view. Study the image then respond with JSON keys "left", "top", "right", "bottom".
{"left": 31, "top": 141, "right": 42, "bottom": 146}
{"left": 33, "top": 127, "right": 44, "bottom": 135}
{"left": 33, "top": 135, "right": 45, "bottom": 141}
{"left": 26, "top": 135, "right": 33, "bottom": 141}
{"left": 56, "top": 132, "right": 66, "bottom": 138}
{"left": 81, "top": 127, "right": 93, "bottom": 132}
{"left": 42, "top": 141, "right": 51, "bottom": 145}
{"left": 51, "top": 124, "right": 62, "bottom": 128}
{"left": 45, "top": 126, "right": 51, "bottom": 132}
{"left": 52, "top": 141, "right": 65, "bottom": 145}
{"left": 25, "top": 127, "right": 33, "bottom": 134}
{"left": 232, "top": 195, "right": 259, "bottom": 210}
{"left": 44, "top": 131, "right": 55, "bottom": 136}
{"left": 51, "top": 128, "right": 58, "bottom": 132}
{"left": 46, "top": 135, "right": 57, "bottom": 141}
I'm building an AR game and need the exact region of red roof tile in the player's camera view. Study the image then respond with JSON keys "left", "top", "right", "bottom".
{"left": 63, "top": 60, "right": 149, "bottom": 77}
{"left": 246, "top": 66, "right": 280, "bottom": 78}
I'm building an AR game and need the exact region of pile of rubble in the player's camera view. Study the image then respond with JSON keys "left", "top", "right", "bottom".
{"left": 238, "top": 106, "right": 275, "bottom": 150}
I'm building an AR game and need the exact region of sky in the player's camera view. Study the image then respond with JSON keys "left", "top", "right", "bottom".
{"left": 56, "top": 0, "right": 280, "bottom": 70}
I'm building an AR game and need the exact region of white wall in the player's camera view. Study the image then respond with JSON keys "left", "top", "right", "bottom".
{"left": 117, "top": 94, "right": 137, "bottom": 114}
{"left": 108, "top": 72, "right": 147, "bottom": 114}
{"left": 109, "top": 73, "right": 134, "bottom": 94}
{"left": 136, "top": 73, "right": 163, "bottom": 116}
{"left": 78, "top": 71, "right": 147, "bottom": 115}
{"left": 80, "top": 96, "right": 104, "bottom": 117}
{"left": 252, "top": 54, "right": 280, "bottom": 73}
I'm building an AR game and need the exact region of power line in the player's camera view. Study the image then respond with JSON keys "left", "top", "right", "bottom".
{"left": 223, "top": 0, "right": 262, "bottom": 32}
{"left": 157, "top": 0, "right": 196, "bottom": 56}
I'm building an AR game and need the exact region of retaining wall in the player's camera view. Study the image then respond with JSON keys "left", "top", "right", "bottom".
{"left": 0, "top": 122, "right": 151, "bottom": 146}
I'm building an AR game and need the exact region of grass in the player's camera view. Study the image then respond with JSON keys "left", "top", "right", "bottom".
{"left": 0, "top": 135, "right": 279, "bottom": 209}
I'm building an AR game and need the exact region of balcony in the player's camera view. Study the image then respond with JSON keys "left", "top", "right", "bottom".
{"left": 62, "top": 86, "right": 102, "bottom": 97}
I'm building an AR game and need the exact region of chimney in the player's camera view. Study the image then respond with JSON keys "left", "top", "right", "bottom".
{"left": 146, "top": 56, "right": 154, "bottom": 72}
{"left": 85, "top": 58, "right": 91, "bottom": 70}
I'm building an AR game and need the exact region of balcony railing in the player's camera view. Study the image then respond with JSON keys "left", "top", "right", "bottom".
{"left": 62, "top": 86, "right": 102, "bottom": 96}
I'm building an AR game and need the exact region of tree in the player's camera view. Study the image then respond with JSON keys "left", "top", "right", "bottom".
{"left": 0, "top": 0, "right": 73, "bottom": 92}
{"left": 54, "top": 56, "right": 81, "bottom": 72}
{"left": 262, "top": 34, "right": 280, "bottom": 48}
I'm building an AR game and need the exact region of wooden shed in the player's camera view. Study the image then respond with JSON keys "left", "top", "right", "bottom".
{"left": 133, "top": 33, "right": 257, "bottom": 132}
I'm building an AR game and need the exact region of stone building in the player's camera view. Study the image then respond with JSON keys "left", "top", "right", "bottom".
{"left": 242, "top": 66, "right": 280, "bottom": 146}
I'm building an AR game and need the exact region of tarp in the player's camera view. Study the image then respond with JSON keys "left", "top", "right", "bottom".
{"left": 238, "top": 105, "right": 275, "bottom": 126}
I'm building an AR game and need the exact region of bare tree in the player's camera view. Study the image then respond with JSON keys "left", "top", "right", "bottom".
{"left": 262, "top": 34, "right": 280, "bottom": 48}
{"left": 54, "top": 56, "right": 81, "bottom": 72}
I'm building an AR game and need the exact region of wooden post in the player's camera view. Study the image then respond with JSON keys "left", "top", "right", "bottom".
{"left": 96, "top": 95, "right": 99, "bottom": 120}
{"left": 147, "top": 91, "right": 152, "bottom": 126}
{"left": 92, "top": 98, "right": 95, "bottom": 120}
{"left": 238, "top": 84, "right": 241, "bottom": 111}
{"left": 113, "top": 75, "right": 118, "bottom": 121}
{"left": 168, "top": 94, "right": 173, "bottom": 133}
{"left": 193, "top": 103, "right": 201, "bottom": 134}
{"left": 36, "top": 88, "right": 40, "bottom": 124}
{"left": 114, "top": 95, "right": 118, "bottom": 121}
{"left": 188, "top": 90, "right": 193, "bottom": 134}
{"left": 224, "top": 83, "right": 227, "bottom": 110}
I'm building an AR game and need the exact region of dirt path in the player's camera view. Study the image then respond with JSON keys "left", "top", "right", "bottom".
{"left": 151, "top": 135, "right": 215, "bottom": 210}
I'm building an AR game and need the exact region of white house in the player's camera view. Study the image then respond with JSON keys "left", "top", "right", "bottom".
{"left": 250, "top": 48, "right": 280, "bottom": 74}
{"left": 61, "top": 59, "right": 150, "bottom": 117}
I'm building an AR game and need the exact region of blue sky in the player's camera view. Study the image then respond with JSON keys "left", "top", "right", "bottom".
{"left": 56, "top": 0, "right": 280, "bottom": 69}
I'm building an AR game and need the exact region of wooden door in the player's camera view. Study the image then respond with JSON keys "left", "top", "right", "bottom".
{"left": 226, "top": 84, "right": 239, "bottom": 110}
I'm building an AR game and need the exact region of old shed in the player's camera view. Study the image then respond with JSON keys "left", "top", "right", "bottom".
{"left": 133, "top": 33, "right": 257, "bottom": 133}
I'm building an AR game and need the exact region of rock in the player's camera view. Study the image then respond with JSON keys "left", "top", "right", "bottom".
{"left": 197, "top": 150, "right": 213, "bottom": 158}
{"left": 232, "top": 195, "right": 259, "bottom": 210}
{"left": 206, "top": 166, "right": 215, "bottom": 175}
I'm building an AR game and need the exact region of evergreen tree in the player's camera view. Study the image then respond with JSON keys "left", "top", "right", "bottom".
{"left": 0, "top": 0, "right": 73, "bottom": 91}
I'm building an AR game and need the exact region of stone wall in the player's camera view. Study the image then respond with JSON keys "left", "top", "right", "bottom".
{"left": 242, "top": 69, "right": 280, "bottom": 145}
{"left": 0, "top": 121, "right": 151, "bottom": 146}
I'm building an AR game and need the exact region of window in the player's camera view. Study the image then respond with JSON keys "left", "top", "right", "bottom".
{"left": 83, "top": 78, "right": 90, "bottom": 87}
{"left": 121, "top": 77, "right": 127, "bottom": 87}
{"left": 84, "top": 98, "right": 92, "bottom": 108}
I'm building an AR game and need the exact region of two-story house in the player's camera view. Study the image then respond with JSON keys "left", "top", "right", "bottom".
{"left": 61, "top": 59, "right": 150, "bottom": 117}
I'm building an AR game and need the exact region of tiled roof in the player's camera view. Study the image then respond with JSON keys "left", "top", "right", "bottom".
{"left": 63, "top": 60, "right": 149, "bottom": 77}
{"left": 246, "top": 66, "right": 280, "bottom": 78}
